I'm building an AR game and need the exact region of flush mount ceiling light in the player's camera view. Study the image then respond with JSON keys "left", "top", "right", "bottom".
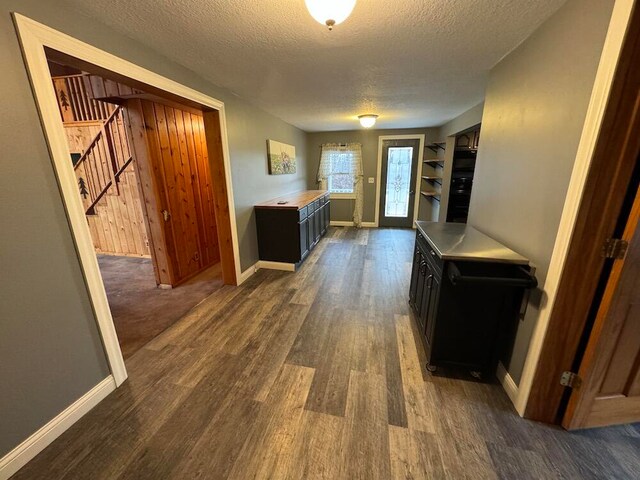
{"left": 305, "top": 0, "right": 357, "bottom": 30}
{"left": 358, "top": 114, "right": 378, "bottom": 128}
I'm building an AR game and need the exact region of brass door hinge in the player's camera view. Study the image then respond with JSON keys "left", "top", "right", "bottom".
{"left": 602, "top": 238, "right": 628, "bottom": 259}
{"left": 560, "top": 371, "right": 582, "bottom": 389}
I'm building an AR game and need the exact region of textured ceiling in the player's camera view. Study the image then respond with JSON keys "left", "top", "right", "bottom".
{"left": 60, "top": 0, "right": 567, "bottom": 131}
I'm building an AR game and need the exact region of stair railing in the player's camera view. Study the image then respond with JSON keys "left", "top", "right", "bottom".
{"left": 73, "top": 106, "right": 133, "bottom": 215}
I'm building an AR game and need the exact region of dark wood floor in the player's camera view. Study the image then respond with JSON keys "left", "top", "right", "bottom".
{"left": 16, "top": 228, "right": 640, "bottom": 479}
{"left": 98, "top": 255, "right": 223, "bottom": 358}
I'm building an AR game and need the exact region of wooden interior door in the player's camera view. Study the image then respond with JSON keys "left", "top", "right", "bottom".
{"left": 563, "top": 179, "right": 640, "bottom": 429}
{"left": 124, "top": 98, "right": 220, "bottom": 286}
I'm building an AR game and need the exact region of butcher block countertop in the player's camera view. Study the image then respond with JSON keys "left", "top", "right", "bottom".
{"left": 415, "top": 221, "right": 529, "bottom": 265}
{"left": 254, "top": 190, "right": 328, "bottom": 210}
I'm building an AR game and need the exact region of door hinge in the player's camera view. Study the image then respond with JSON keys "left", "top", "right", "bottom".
{"left": 602, "top": 238, "right": 628, "bottom": 259}
{"left": 560, "top": 371, "right": 582, "bottom": 389}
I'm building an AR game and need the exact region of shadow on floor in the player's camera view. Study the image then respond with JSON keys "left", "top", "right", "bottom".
{"left": 98, "top": 254, "right": 224, "bottom": 359}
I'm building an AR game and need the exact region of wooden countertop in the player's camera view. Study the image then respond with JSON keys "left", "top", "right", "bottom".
{"left": 255, "top": 190, "right": 328, "bottom": 210}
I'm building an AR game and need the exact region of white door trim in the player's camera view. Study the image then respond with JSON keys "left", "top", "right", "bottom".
{"left": 13, "top": 13, "right": 246, "bottom": 388}
{"left": 374, "top": 134, "right": 426, "bottom": 227}
{"left": 515, "top": 0, "right": 635, "bottom": 416}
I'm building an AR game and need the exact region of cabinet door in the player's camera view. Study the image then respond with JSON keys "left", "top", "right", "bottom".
{"left": 325, "top": 201, "right": 331, "bottom": 230}
{"left": 308, "top": 211, "right": 317, "bottom": 249}
{"left": 315, "top": 209, "right": 321, "bottom": 242}
{"left": 418, "top": 260, "right": 433, "bottom": 332}
{"left": 319, "top": 204, "right": 325, "bottom": 235}
{"left": 414, "top": 258, "right": 428, "bottom": 329}
{"left": 424, "top": 274, "right": 440, "bottom": 348}
{"left": 299, "top": 218, "right": 309, "bottom": 260}
{"left": 321, "top": 204, "right": 328, "bottom": 235}
{"left": 409, "top": 247, "right": 421, "bottom": 308}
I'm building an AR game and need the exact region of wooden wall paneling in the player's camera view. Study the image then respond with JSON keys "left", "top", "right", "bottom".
{"left": 203, "top": 109, "right": 236, "bottom": 285}
{"left": 64, "top": 122, "right": 102, "bottom": 154}
{"left": 165, "top": 104, "right": 201, "bottom": 278}
{"left": 123, "top": 171, "right": 147, "bottom": 255}
{"left": 111, "top": 172, "right": 132, "bottom": 254}
{"left": 88, "top": 74, "right": 106, "bottom": 99}
{"left": 124, "top": 99, "right": 175, "bottom": 284}
{"left": 197, "top": 113, "right": 219, "bottom": 265}
{"left": 104, "top": 78, "right": 121, "bottom": 98}
{"left": 103, "top": 196, "right": 123, "bottom": 252}
{"left": 76, "top": 76, "right": 92, "bottom": 120}
{"left": 193, "top": 113, "right": 220, "bottom": 266}
{"left": 98, "top": 203, "right": 118, "bottom": 253}
{"left": 178, "top": 109, "right": 213, "bottom": 266}
{"left": 104, "top": 196, "right": 124, "bottom": 253}
{"left": 152, "top": 103, "right": 190, "bottom": 280}
{"left": 52, "top": 77, "right": 74, "bottom": 122}
{"left": 183, "top": 111, "right": 211, "bottom": 266}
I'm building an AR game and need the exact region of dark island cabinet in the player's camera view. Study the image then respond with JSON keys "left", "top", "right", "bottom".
{"left": 409, "top": 223, "right": 537, "bottom": 379}
{"left": 255, "top": 190, "right": 330, "bottom": 266}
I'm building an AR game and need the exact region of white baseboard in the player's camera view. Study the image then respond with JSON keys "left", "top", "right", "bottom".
{"left": 496, "top": 362, "right": 519, "bottom": 409}
{"left": 330, "top": 221, "right": 354, "bottom": 227}
{"left": 256, "top": 260, "right": 296, "bottom": 272}
{"left": 237, "top": 262, "right": 258, "bottom": 285}
{"left": 330, "top": 221, "right": 377, "bottom": 228}
{"left": 0, "top": 376, "right": 116, "bottom": 480}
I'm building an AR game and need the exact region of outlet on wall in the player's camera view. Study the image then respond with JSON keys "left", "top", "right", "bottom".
{"left": 368, "top": 177, "right": 375, "bottom": 184}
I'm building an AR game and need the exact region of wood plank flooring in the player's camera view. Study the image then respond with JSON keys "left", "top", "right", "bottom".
{"left": 14, "top": 227, "right": 640, "bottom": 479}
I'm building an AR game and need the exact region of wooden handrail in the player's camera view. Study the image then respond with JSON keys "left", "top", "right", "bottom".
{"left": 73, "top": 106, "right": 122, "bottom": 171}
{"left": 73, "top": 105, "right": 133, "bottom": 215}
{"left": 85, "top": 157, "right": 133, "bottom": 215}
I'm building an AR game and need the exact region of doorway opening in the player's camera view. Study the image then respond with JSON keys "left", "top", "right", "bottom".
{"left": 45, "top": 53, "right": 230, "bottom": 359}
{"left": 14, "top": 11, "right": 245, "bottom": 391}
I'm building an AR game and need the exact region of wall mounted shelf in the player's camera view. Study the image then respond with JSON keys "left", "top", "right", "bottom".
{"left": 422, "top": 176, "right": 442, "bottom": 186}
{"left": 426, "top": 142, "right": 446, "bottom": 153}
{"left": 420, "top": 191, "right": 441, "bottom": 202}
{"left": 424, "top": 159, "right": 444, "bottom": 165}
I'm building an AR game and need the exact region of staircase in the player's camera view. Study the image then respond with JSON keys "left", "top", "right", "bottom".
{"left": 73, "top": 106, "right": 133, "bottom": 215}
{"left": 52, "top": 73, "right": 136, "bottom": 216}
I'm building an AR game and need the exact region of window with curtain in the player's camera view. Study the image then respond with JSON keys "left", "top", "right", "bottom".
{"left": 317, "top": 143, "right": 364, "bottom": 227}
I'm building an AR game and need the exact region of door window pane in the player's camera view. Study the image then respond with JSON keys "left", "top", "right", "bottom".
{"left": 384, "top": 147, "right": 413, "bottom": 217}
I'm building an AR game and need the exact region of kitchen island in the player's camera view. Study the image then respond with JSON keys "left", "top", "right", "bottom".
{"left": 409, "top": 221, "right": 537, "bottom": 378}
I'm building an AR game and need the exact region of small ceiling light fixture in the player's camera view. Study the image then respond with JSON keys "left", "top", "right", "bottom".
{"left": 305, "top": 0, "right": 357, "bottom": 30}
{"left": 358, "top": 114, "right": 378, "bottom": 128}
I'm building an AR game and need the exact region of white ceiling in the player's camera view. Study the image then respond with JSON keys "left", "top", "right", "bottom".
{"left": 61, "top": 0, "right": 567, "bottom": 131}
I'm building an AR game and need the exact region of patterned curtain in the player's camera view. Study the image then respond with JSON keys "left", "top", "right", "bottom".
{"left": 317, "top": 143, "right": 364, "bottom": 227}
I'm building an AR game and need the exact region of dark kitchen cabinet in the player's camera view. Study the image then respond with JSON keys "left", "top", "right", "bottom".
{"left": 255, "top": 191, "right": 330, "bottom": 267}
{"left": 299, "top": 217, "right": 309, "bottom": 261}
{"left": 409, "top": 224, "right": 537, "bottom": 378}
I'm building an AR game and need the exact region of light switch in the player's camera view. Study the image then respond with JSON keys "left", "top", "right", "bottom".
{"left": 368, "top": 177, "right": 375, "bottom": 184}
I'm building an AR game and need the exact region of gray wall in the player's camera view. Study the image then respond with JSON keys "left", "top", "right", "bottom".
{"left": 306, "top": 128, "right": 439, "bottom": 223}
{"left": 0, "top": 0, "right": 306, "bottom": 457}
{"left": 467, "top": 0, "right": 614, "bottom": 384}
{"left": 437, "top": 102, "right": 484, "bottom": 141}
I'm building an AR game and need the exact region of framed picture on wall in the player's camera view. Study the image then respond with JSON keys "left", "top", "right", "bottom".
{"left": 267, "top": 139, "right": 296, "bottom": 175}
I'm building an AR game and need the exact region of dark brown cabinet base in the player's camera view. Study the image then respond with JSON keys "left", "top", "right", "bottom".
{"left": 409, "top": 228, "right": 537, "bottom": 379}
{"left": 255, "top": 191, "right": 330, "bottom": 266}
